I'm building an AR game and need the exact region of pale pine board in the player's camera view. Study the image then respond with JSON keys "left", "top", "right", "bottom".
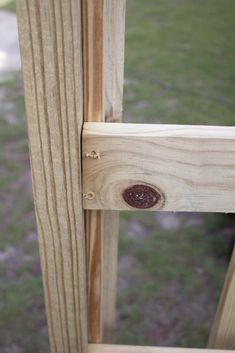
{"left": 83, "top": 122, "right": 235, "bottom": 212}
{"left": 103, "top": 0, "right": 126, "bottom": 343}
{"left": 88, "top": 344, "right": 234, "bottom": 353}
{"left": 83, "top": 0, "right": 104, "bottom": 342}
{"left": 104, "top": 0, "right": 126, "bottom": 123}
{"left": 17, "top": 1, "right": 87, "bottom": 353}
{"left": 83, "top": 0, "right": 126, "bottom": 343}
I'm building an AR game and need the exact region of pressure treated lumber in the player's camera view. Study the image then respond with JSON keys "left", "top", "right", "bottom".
{"left": 88, "top": 344, "right": 234, "bottom": 353}
{"left": 17, "top": 1, "right": 87, "bottom": 353}
{"left": 104, "top": 0, "right": 126, "bottom": 122}
{"left": 83, "top": 122, "right": 235, "bottom": 212}
{"left": 83, "top": 0, "right": 104, "bottom": 343}
{"left": 208, "top": 247, "right": 235, "bottom": 349}
{"left": 82, "top": 0, "right": 126, "bottom": 343}
{"left": 103, "top": 0, "right": 126, "bottom": 342}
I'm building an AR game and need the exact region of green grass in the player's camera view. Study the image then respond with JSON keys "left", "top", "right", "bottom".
{"left": 117, "top": 212, "right": 230, "bottom": 347}
{"left": 0, "top": 276, "right": 49, "bottom": 353}
{"left": 124, "top": 0, "right": 235, "bottom": 125}
{"left": 0, "top": 73, "right": 49, "bottom": 353}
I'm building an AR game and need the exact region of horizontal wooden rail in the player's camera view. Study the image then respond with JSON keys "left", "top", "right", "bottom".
{"left": 88, "top": 344, "right": 234, "bottom": 353}
{"left": 83, "top": 122, "right": 235, "bottom": 212}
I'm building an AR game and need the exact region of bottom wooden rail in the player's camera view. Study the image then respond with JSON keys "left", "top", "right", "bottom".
{"left": 88, "top": 344, "right": 234, "bottom": 353}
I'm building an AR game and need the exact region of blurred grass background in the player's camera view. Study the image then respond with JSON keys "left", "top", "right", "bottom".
{"left": 124, "top": 0, "right": 235, "bottom": 125}
{"left": 0, "top": 0, "right": 15, "bottom": 11}
{"left": 0, "top": 0, "right": 235, "bottom": 352}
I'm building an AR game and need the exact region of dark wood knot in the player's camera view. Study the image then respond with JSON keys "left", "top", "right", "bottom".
{"left": 122, "top": 184, "right": 164, "bottom": 209}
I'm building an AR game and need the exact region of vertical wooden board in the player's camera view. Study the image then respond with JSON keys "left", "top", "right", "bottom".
{"left": 208, "top": 248, "right": 235, "bottom": 349}
{"left": 83, "top": 0, "right": 104, "bottom": 122}
{"left": 102, "top": 211, "right": 119, "bottom": 342}
{"left": 104, "top": 0, "right": 126, "bottom": 123}
{"left": 85, "top": 209, "right": 104, "bottom": 342}
{"left": 17, "top": 1, "right": 87, "bottom": 353}
{"left": 83, "top": 0, "right": 105, "bottom": 343}
{"left": 102, "top": 0, "right": 126, "bottom": 342}
{"left": 83, "top": 0, "right": 126, "bottom": 343}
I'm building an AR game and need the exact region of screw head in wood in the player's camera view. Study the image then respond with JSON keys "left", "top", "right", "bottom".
{"left": 85, "top": 150, "right": 101, "bottom": 160}
{"left": 84, "top": 191, "right": 95, "bottom": 200}
{"left": 122, "top": 184, "right": 164, "bottom": 209}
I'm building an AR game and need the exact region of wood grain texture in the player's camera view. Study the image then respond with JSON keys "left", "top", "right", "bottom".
{"left": 83, "top": 0, "right": 104, "bottom": 342}
{"left": 83, "top": 0, "right": 104, "bottom": 343}
{"left": 85, "top": 208, "right": 104, "bottom": 343}
{"left": 83, "top": 0, "right": 125, "bottom": 343}
{"left": 102, "top": 0, "right": 126, "bottom": 343}
{"left": 83, "top": 122, "right": 235, "bottom": 212}
{"left": 102, "top": 211, "right": 119, "bottom": 342}
{"left": 104, "top": 0, "right": 126, "bottom": 123}
{"left": 17, "top": 1, "right": 87, "bottom": 353}
{"left": 83, "top": 0, "right": 104, "bottom": 123}
{"left": 208, "top": 247, "right": 235, "bottom": 349}
{"left": 88, "top": 344, "right": 234, "bottom": 353}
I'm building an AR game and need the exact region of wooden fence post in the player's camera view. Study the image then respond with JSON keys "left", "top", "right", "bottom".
{"left": 17, "top": 1, "right": 87, "bottom": 352}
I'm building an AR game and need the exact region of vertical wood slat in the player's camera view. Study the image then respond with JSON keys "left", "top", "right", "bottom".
{"left": 83, "top": 0, "right": 105, "bottom": 343}
{"left": 82, "top": 0, "right": 104, "bottom": 343}
{"left": 104, "top": 0, "right": 126, "bottom": 123}
{"left": 208, "top": 248, "right": 235, "bottom": 349}
{"left": 83, "top": 0, "right": 126, "bottom": 343}
{"left": 17, "top": 1, "right": 87, "bottom": 353}
{"left": 102, "top": 0, "right": 126, "bottom": 342}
